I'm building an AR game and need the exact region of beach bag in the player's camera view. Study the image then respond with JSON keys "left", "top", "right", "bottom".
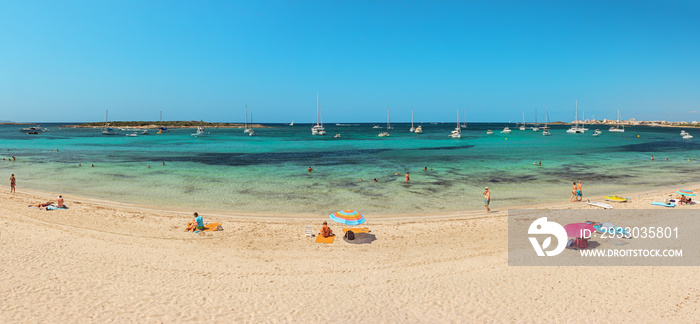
{"left": 345, "top": 230, "right": 355, "bottom": 240}
{"left": 216, "top": 225, "right": 223, "bottom": 231}
{"left": 575, "top": 238, "right": 587, "bottom": 249}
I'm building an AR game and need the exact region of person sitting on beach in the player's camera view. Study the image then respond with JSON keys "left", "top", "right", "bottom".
{"left": 56, "top": 195, "right": 64, "bottom": 208}
{"left": 320, "top": 221, "right": 333, "bottom": 238}
{"left": 186, "top": 212, "right": 205, "bottom": 231}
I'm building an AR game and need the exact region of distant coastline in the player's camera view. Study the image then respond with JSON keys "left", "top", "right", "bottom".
{"left": 60, "top": 121, "right": 272, "bottom": 129}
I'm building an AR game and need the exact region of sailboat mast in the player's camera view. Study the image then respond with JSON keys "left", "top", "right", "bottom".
{"left": 411, "top": 107, "right": 414, "bottom": 128}
{"left": 245, "top": 105, "right": 248, "bottom": 129}
{"left": 316, "top": 93, "right": 319, "bottom": 126}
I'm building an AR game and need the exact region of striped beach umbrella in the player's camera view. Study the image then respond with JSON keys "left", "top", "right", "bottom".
{"left": 677, "top": 189, "right": 696, "bottom": 196}
{"left": 329, "top": 210, "right": 366, "bottom": 226}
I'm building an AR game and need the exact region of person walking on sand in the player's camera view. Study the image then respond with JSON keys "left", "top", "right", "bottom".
{"left": 570, "top": 182, "right": 577, "bottom": 202}
{"left": 10, "top": 174, "right": 16, "bottom": 193}
{"left": 576, "top": 180, "right": 583, "bottom": 202}
{"left": 483, "top": 187, "right": 491, "bottom": 213}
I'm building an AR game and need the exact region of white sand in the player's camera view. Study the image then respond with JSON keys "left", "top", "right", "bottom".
{"left": 1, "top": 186, "right": 699, "bottom": 323}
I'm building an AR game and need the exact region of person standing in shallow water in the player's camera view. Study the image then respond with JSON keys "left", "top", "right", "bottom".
{"left": 405, "top": 172, "right": 410, "bottom": 182}
{"left": 10, "top": 174, "right": 16, "bottom": 193}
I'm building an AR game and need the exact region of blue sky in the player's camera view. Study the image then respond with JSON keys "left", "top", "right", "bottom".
{"left": 1, "top": 1, "right": 699, "bottom": 123}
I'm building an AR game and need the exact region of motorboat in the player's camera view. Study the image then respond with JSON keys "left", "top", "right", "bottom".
{"left": 542, "top": 129, "right": 551, "bottom": 136}
{"left": 501, "top": 127, "right": 511, "bottom": 134}
{"left": 126, "top": 132, "right": 139, "bottom": 137}
{"left": 681, "top": 130, "right": 689, "bottom": 136}
{"left": 378, "top": 131, "right": 390, "bottom": 137}
{"left": 248, "top": 129, "right": 257, "bottom": 136}
{"left": 102, "top": 127, "right": 118, "bottom": 135}
{"left": 191, "top": 127, "right": 209, "bottom": 136}
{"left": 20, "top": 126, "right": 42, "bottom": 132}
{"left": 141, "top": 130, "right": 150, "bottom": 135}
{"left": 334, "top": 134, "right": 341, "bottom": 138}
{"left": 414, "top": 125, "right": 423, "bottom": 134}
{"left": 683, "top": 133, "right": 693, "bottom": 139}
{"left": 486, "top": 130, "right": 493, "bottom": 135}
{"left": 372, "top": 125, "right": 381, "bottom": 129}
{"left": 593, "top": 129, "right": 602, "bottom": 137}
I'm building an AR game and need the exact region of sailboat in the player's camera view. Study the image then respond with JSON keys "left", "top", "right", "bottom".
{"left": 378, "top": 106, "right": 391, "bottom": 137}
{"left": 101, "top": 110, "right": 118, "bottom": 135}
{"left": 461, "top": 110, "right": 467, "bottom": 128}
{"left": 409, "top": 107, "right": 415, "bottom": 132}
{"left": 566, "top": 100, "right": 585, "bottom": 133}
{"left": 244, "top": 105, "right": 251, "bottom": 133}
{"left": 581, "top": 110, "right": 589, "bottom": 131}
{"left": 532, "top": 107, "right": 540, "bottom": 131}
{"left": 542, "top": 107, "right": 551, "bottom": 136}
{"left": 311, "top": 94, "right": 326, "bottom": 135}
{"left": 449, "top": 110, "right": 461, "bottom": 138}
{"left": 248, "top": 113, "right": 257, "bottom": 136}
{"left": 519, "top": 110, "right": 526, "bottom": 130}
{"left": 609, "top": 110, "right": 625, "bottom": 133}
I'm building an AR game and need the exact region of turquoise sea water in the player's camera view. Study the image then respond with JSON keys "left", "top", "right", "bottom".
{"left": 1, "top": 123, "right": 699, "bottom": 215}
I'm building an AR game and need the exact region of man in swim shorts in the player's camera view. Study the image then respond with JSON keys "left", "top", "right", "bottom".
{"left": 576, "top": 180, "right": 583, "bottom": 202}
{"left": 483, "top": 187, "right": 490, "bottom": 213}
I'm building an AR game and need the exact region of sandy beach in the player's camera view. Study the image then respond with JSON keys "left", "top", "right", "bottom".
{"left": 1, "top": 185, "right": 699, "bottom": 323}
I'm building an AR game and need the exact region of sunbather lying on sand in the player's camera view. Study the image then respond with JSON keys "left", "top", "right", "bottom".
{"left": 29, "top": 201, "right": 54, "bottom": 208}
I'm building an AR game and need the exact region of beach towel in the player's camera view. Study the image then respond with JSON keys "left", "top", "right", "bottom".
{"left": 315, "top": 234, "right": 335, "bottom": 244}
{"left": 343, "top": 233, "right": 377, "bottom": 245}
{"left": 201, "top": 223, "right": 223, "bottom": 232}
{"left": 342, "top": 228, "right": 370, "bottom": 234}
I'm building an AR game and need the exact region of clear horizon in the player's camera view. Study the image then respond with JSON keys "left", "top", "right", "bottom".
{"left": 1, "top": 1, "right": 699, "bottom": 123}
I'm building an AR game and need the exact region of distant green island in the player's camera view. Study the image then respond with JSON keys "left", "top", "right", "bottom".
{"left": 62, "top": 121, "right": 269, "bottom": 128}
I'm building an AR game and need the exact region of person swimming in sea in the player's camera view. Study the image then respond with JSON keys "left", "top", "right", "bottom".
{"left": 308, "top": 167, "right": 313, "bottom": 172}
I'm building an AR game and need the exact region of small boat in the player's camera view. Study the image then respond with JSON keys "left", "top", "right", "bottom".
{"left": 126, "top": 132, "right": 139, "bottom": 137}
{"left": 42, "top": 128, "right": 50, "bottom": 132}
{"left": 680, "top": 130, "right": 689, "bottom": 136}
{"left": 311, "top": 94, "right": 326, "bottom": 135}
{"left": 501, "top": 127, "right": 511, "bottom": 134}
{"left": 519, "top": 110, "right": 526, "bottom": 130}
{"left": 373, "top": 125, "right": 381, "bottom": 129}
{"left": 101, "top": 110, "right": 118, "bottom": 135}
{"left": 191, "top": 127, "right": 209, "bottom": 136}
{"left": 683, "top": 134, "right": 693, "bottom": 139}
{"left": 248, "top": 129, "right": 257, "bottom": 136}
{"left": 566, "top": 100, "right": 585, "bottom": 133}
{"left": 448, "top": 110, "right": 461, "bottom": 138}
{"left": 486, "top": 130, "right": 493, "bottom": 135}
{"left": 461, "top": 110, "right": 467, "bottom": 129}
{"left": 609, "top": 110, "right": 625, "bottom": 132}
{"left": 244, "top": 105, "right": 251, "bottom": 133}
{"left": 593, "top": 129, "right": 602, "bottom": 137}
{"left": 409, "top": 108, "right": 415, "bottom": 132}
{"left": 20, "top": 126, "right": 42, "bottom": 132}
{"left": 141, "top": 130, "right": 150, "bottom": 135}
{"left": 541, "top": 108, "right": 551, "bottom": 136}
{"left": 289, "top": 121, "right": 294, "bottom": 126}
{"left": 334, "top": 134, "right": 341, "bottom": 138}
{"left": 542, "top": 129, "right": 551, "bottom": 136}
{"left": 415, "top": 125, "right": 423, "bottom": 134}
{"left": 378, "top": 106, "right": 391, "bottom": 137}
